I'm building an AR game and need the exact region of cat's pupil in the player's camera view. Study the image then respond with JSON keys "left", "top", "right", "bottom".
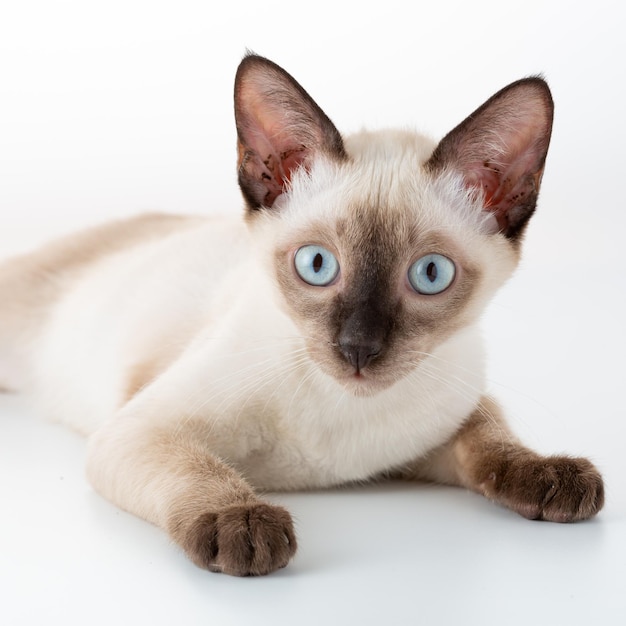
{"left": 313, "top": 253, "right": 324, "bottom": 273}
{"left": 426, "top": 262, "right": 438, "bottom": 282}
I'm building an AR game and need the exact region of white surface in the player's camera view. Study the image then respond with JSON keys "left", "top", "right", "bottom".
{"left": 1, "top": 1, "right": 625, "bottom": 624}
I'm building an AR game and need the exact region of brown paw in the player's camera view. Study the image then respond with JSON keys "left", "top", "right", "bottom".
{"left": 180, "top": 503, "right": 297, "bottom": 576}
{"left": 480, "top": 455, "right": 604, "bottom": 522}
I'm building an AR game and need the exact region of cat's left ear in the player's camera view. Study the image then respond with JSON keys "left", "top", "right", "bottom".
{"left": 426, "top": 78, "right": 554, "bottom": 239}
{"left": 234, "top": 54, "right": 347, "bottom": 212}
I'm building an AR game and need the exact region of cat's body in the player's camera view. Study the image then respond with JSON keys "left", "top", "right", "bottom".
{"left": 0, "top": 55, "right": 604, "bottom": 576}
{"left": 2, "top": 132, "right": 490, "bottom": 486}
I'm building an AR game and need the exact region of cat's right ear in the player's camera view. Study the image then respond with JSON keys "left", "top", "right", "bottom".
{"left": 426, "top": 78, "right": 554, "bottom": 240}
{"left": 234, "top": 54, "right": 346, "bottom": 212}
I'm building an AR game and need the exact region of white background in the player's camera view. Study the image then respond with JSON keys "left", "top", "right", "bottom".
{"left": 1, "top": 1, "right": 625, "bottom": 624}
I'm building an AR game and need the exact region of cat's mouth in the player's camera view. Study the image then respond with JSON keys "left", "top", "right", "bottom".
{"left": 336, "top": 368, "right": 398, "bottom": 397}
{"left": 307, "top": 340, "right": 408, "bottom": 396}
{"left": 311, "top": 351, "right": 394, "bottom": 396}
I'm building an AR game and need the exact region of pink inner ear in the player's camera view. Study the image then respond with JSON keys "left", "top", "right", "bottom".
{"left": 239, "top": 128, "right": 309, "bottom": 206}
{"left": 280, "top": 148, "right": 308, "bottom": 183}
{"left": 260, "top": 145, "right": 308, "bottom": 206}
{"left": 235, "top": 55, "right": 346, "bottom": 210}
{"left": 465, "top": 164, "right": 501, "bottom": 207}
{"left": 237, "top": 89, "right": 315, "bottom": 206}
{"left": 464, "top": 133, "right": 547, "bottom": 233}
{"left": 427, "top": 78, "right": 553, "bottom": 238}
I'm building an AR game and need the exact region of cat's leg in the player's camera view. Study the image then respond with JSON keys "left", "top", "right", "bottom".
{"left": 87, "top": 414, "right": 296, "bottom": 575}
{"left": 85, "top": 349, "right": 296, "bottom": 576}
{"left": 402, "top": 396, "right": 604, "bottom": 522}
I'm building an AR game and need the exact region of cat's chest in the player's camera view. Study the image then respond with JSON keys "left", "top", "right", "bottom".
{"left": 220, "top": 360, "right": 481, "bottom": 491}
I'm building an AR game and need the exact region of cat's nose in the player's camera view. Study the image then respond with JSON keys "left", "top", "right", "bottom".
{"left": 337, "top": 307, "right": 388, "bottom": 374}
{"left": 338, "top": 341, "right": 381, "bottom": 374}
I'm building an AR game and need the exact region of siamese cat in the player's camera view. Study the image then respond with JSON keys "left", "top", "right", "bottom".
{"left": 0, "top": 54, "right": 604, "bottom": 576}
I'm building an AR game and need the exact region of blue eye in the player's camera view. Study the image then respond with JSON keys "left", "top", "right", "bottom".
{"left": 408, "top": 254, "right": 456, "bottom": 295}
{"left": 294, "top": 245, "right": 340, "bottom": 286}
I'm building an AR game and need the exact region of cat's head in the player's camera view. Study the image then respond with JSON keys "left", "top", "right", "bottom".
{"left": 234, "top": 54, "right": 553, "bottom": 396}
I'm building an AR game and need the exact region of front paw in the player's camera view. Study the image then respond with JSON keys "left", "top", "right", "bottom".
{"left": 180, "top": 503, "right": 297, "bottom": 576}
{"left": 480, "top": 455, "right": 604, "bottom": 522}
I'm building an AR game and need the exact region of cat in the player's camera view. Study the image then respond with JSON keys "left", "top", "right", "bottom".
{"left": 0, "top": 54, "right": 604, "bottom": 576}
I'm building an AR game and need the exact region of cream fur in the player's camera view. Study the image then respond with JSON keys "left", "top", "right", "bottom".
{"left": 1, "top": 130, "right": 516, "bottom": 496}
{"left": 1, "top": 58, "right": 604, "bottom": 577}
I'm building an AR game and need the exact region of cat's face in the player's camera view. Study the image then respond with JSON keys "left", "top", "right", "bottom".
{"left": 234, "top": 55, "right": 553, "bottom": 395}
{"left": 262, "top": 135, "right": 518, "bottom": 395}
